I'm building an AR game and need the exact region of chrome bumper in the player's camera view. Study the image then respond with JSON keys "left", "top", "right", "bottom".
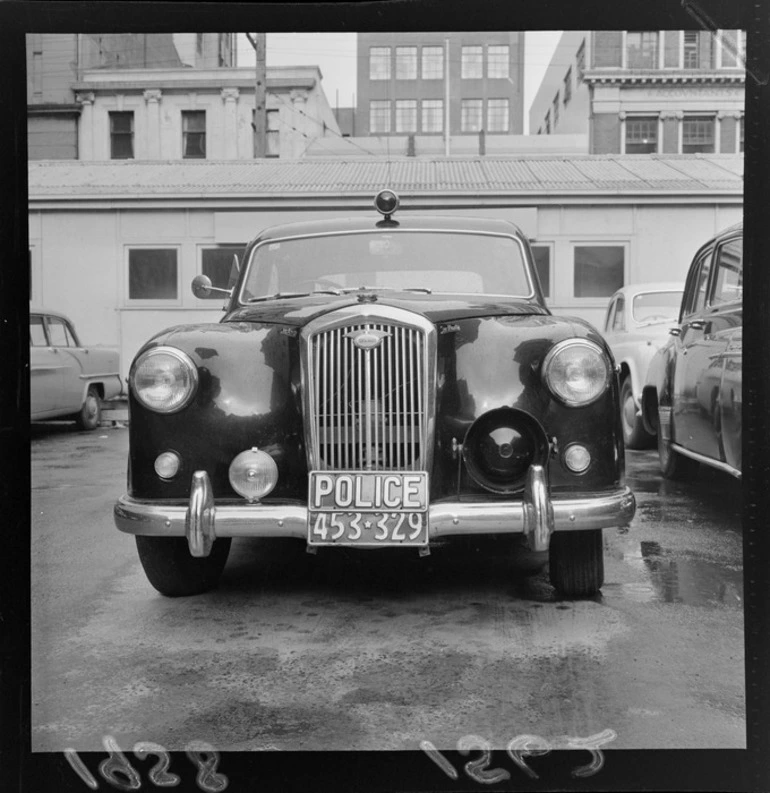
{"left": 114, "top": 465, "right": 636, "bottom": 558}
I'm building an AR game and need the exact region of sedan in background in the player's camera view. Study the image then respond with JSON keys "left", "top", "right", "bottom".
{"left": 30, "top": 309, "right": 123, "bottom": 430}
{"left": 602, "top": 283, "right": 683, "bottom": 449}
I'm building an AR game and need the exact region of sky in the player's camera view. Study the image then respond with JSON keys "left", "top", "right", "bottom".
{"left": 237, "top": 32, "right": 563, "bottom": 134}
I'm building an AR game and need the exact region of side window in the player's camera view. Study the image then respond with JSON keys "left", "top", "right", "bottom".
{"left": 612, "top": 296, "right": 626, "bottom": 331}
{"left": 47, "top": 317, "right": 73, "bottom": 347}
{"left": 30, "top": 315, "right": 47, "bottom": 346}
{"left": 604, "top": 299, "right": 616, "bottom": 332}
{"left": 682, "top": 248, "right": 713, "bottom": 316}
{"left": 530, "top": 244, "right": 551, "bottom": 298}
{"left": 710, "top": 237, "right": 742, "bottom": 305}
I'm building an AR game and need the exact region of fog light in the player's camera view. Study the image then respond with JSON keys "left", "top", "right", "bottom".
{"left": 564, "top": 443, "right": 591, "bottom": 473}
{"left": 229, "top": 447, "right": 278, "bottom": 502}
{"left": 154, "top": 451, "right": 180, "bottom": 480}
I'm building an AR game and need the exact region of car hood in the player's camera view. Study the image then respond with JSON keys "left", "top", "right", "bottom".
{"left": 224, "top": 292, "right": 549, "bottom": 327}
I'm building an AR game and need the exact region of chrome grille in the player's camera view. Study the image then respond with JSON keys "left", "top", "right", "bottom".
{"left": 308, "top": 322, "right": 426, "bottom": 471}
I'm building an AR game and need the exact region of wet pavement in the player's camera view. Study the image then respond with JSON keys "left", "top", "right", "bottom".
{"left": 31, "top": 425, "right": 745, "bottom": 753}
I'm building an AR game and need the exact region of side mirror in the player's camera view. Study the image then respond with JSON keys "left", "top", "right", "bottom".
{"left": 192, "top": 274, "right": 232, "bottom": 299}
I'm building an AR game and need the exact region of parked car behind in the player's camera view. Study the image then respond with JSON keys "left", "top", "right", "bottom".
{"left": 30, "top": 309, "right": 122, "bottom": 430}
{"left": 641, "top": 224, "right": 742, "bottom": 479}
{"left": 602, "top": 283, "right": 684, "bottom": 449}
{"left": 114, "top": 190, "right": 635, "bottom": 599}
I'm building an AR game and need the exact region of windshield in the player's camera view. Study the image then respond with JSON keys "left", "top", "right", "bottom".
{"left": 239, "top": 230, "right": 533, "bottom": 301}
{"left": 632, "top": 291, "right": 683, "bottom": 324}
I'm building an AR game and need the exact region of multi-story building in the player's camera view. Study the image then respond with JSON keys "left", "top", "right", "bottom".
{"left": 530, "top": 30, "right": 746, "bottom": 155}
{"left": 27, "top": 33, "right": 340, "bottom": 161}
{"left": 356, "top": 32, "right": 525, "bottom": 139}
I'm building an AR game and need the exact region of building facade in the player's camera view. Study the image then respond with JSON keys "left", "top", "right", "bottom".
{"left": 356, "top": 32, "right": 525, "bottom": 139}
{"left": 530, "top": 30, "right": 745, "bottom": 155}
{"left": 27, "top": 33, "right": 340, "bottom": 161}
{"left": 28, "top": 156, "right": 742, "bottom": 379}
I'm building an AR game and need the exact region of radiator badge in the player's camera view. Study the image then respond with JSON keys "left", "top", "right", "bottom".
{"left": 346, "top": 328, "right": 391, "bottom": 350}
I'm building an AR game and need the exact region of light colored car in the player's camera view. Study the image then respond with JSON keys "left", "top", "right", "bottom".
{"left": 30, "top": 309, "right": 122, "bottom": 430}
{"left": 602, "top": 283, "right": 684, "bottom": 449}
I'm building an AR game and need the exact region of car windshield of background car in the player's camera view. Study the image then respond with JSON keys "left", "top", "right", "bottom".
{"left": 632, "top": 291, "right": 683, "bottom": 324}
{"left": 241, "top": 231, "right": 531, "bottom": 300}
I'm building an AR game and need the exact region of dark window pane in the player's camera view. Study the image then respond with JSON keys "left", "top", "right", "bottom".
{"left": 531, "top": 245, "right": 550, "bottom": 297}
{"left": 574, "top": 246, "right": 624, "bottom": 298}
{"left": 201, "top": 247, "right": 243, "bottom": 298}
{"left": 182, "top": 111, "right": 206, "bottom": 158}
{"left": 626, "top": 116, "right": 658, "bottom": 153}
{"left": 682, "top": 117, "right": 715, "bottom": 153}
{"left": 129, "top": 249, "right": 178, "bottom": 299}
{"left": 110, "top": 111, "right": 134, "bottom": 159}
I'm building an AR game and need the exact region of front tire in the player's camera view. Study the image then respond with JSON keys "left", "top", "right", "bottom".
{"left": 135, "top": 535, "right": 232, "bottom": 597}
{"left": 620, "top": 377, "right": 654, "bottom": 449}
{"left": 549, "top": 529, "right": 604, "bottom": 598}
{"left": 76, "top": 385, "right": 102, "bottom": 430}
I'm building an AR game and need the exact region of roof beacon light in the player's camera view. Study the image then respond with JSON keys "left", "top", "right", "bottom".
{"left": 374, "top": 189, "right": 400, "bottom": 219}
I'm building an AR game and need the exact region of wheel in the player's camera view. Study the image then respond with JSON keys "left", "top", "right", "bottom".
{"left": 135, "top": 535, "right": 232, "bottom": 597}
{"left": 76, "top": 385, "right": 102, "bottom": 430}
{"left": 548, "top": 529, "right": 604, "bottom": 598}
{"left": 656, "top": 405, "right": 697, "bottom": 480}
{"left": 620, "top": 377, "right": 654, "bottom": 450}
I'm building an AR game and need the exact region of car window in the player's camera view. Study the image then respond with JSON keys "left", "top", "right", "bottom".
{"left": 682, "top": 248, "right": 713, "bottom": 316}
{"left": 631, "top": 291, "right": 683, "bottom": 323}
{"left": 30, "top": 315, "right": 47, "bottom": 346}
{"left": 710, "top": 237, "right": 742, "bottom": 306}
{"left": 611, "top": 296, "right": 626, "bottom": 331}
{"left": 242, "top": 231, "right": 532, "bottom": 299}
{"left": 604, "top": 299, "right": 616, "bottom": 332}
{"left": 47, "top": 317, "right": 74, "bottom": 347}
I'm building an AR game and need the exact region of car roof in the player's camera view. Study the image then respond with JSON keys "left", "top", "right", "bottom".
{"left": 251, "top": 214, "right": 526, "bottom": 243}
{"left": 29, "top": 307, "right": 74, "bottom": 322}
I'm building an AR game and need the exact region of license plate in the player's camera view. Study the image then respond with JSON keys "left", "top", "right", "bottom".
{"left": 308, "top": 471, "right": 428, "bottom": 546}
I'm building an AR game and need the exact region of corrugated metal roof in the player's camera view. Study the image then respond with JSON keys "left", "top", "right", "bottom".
{"left": 27, "top": 154, "right": 743, "bottom": 199}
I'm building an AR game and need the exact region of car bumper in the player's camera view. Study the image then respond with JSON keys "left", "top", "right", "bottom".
{"left": 115, "top": 466, "right": 636, "bottom": 558}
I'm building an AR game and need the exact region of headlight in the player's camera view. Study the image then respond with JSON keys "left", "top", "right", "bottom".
{"left": 131, "top": 347, "right": 198, "bottom": 413}
{"left": 542, "top": 339, "right": 611, "bottom": 406}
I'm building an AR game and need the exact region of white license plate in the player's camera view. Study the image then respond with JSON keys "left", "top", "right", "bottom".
{"left": 308, "top": 471, "right": 428, "bottom": 546}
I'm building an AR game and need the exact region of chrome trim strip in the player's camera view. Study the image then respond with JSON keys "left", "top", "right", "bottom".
{"left": 114, "top": 486, "right": 635, "bottom": 546}
{"left": 670, "top": 443, "right": 742, "bottom": 478}
{"left": 78, "top": 372, "right": 121, "bottom": 380}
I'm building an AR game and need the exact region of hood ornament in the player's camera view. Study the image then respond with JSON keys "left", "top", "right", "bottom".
{"left": 346, "top": 328, "right": 391, "bottom": 350}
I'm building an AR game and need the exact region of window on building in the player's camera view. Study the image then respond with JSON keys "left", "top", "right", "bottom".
{"left": 421, "top": 99, "right": 443, "bottom": 133}
{"left": 182, "top": 110, "right": 206, "bottom": 159}
{"left": 486, "top": 98, "right": 509, "bottom": 133}
{"left": 421, "top": 46, "right": 444, "bottom": 79}
{"left": 683, "top": 30, "right": 699, "bottom": 68}
{"left": 200, "top": 246, "right": 243, "bottom": 298}
{"left": 395, "top": 46, "right": 417, "bottom": 79}
{"left": 574, "top": 245, "right": 625, "bottom": 298}
{"left": 682, "top": 116, "right": 715, "bottom": 153}
{"left": 625, "top": 116, "right": 658, "bottom": 153}
{"left": 626, "top": 31, "right": 658, "bottom": 68}
{"left": 552, "top": 93, "right": 560, "bottom": 126}
{"left": 461, "top": 99, "right": 483, "bottom": 132}
{"left": 109, "top": 111, "right": 134, "bottom": 159}
{"left": 395, "top": 100, "right": 417, "bottom": 133}
{"left": 265, "top": 109, "right": 280, "bottom": 157}
{"left": 531, "top": 245, "right": 551, "bottom": 298}
{"left": 370, "top": 100, "right": 391, "bottom": 133}
{"left": 576, "top": 40, "right": 586, "bottom": 82}
{"left": 369, "top": 47, "right": 391, "bottom": 80}
{"left": 563, "top": 67, "right": 572, "bottom": 105}
{"left": 128, "top": 248, "right": 178, "bottom": 300}
{"left": 487, "top": 45, "right": 509, "bottom": 78}
{"left": 461, "top": 46, "right": 483, "bottom": 79}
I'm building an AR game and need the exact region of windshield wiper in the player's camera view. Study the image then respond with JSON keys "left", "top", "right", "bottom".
{"left": 337, "top": 286, "right": 433, "bottom": 295}
{"left": 246, "top": 289, "right": 342, "bottom": 303}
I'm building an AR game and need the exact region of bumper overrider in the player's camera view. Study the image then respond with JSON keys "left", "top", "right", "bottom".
{"left": 114, "top": 465, "right": 636, "bottom": 558}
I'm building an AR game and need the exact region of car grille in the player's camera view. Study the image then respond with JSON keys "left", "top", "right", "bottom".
{"left": 307, "top": 322, "right": 428, "bottom": 471}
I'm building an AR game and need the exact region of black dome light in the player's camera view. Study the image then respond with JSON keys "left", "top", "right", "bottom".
{"left": 463, "top": 408, "right": 549, "bottom": 494}
{"left": 374, "top": 189, "right": 400, "bottom": 219}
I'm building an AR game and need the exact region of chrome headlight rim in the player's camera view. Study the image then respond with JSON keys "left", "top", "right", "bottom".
{"left": 541, "top": 338, "right": 611, "bottom": 407}
{"left": 130, "top": 346, "right": 199, "bottom": 414}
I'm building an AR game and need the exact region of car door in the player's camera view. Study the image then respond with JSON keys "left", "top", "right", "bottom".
{"left": 45, "top": 315, "right": 85, "bottom": 412}
{"left": 30, "top": 314, "right": 63, "bottom": 416}
{"left": 672, "top": 244, "right": 716, "bottom": 457}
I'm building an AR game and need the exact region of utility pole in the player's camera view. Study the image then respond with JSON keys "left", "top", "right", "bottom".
{"left": 246, "top": 33, "right": 267, "bottom": 157}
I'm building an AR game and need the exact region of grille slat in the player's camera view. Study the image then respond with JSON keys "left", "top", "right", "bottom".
{"left": 309, "top": 322, "right": 426, "bottom": 471}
